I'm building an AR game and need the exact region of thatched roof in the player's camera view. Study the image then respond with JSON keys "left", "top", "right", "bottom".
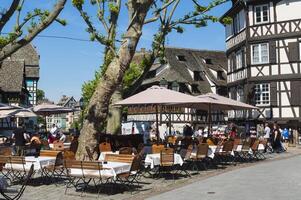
{"left": 141, "top": 47, "right": 227, "bottom": 95}
{"left": 0, "top": 60, "right": 25, "bottom": 92}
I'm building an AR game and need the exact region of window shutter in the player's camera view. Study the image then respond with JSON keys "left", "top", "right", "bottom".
{"left": 269, "top": 41, "right": 277, "bottom": 64}
{"left": 232, "top": 53, "right": 237, "bottom": 71}
{"left": 288, "top": 42, "right": 300, "bottom": 62}
{"left": 270, "top": 82, "right": 277, "bottom": 107}
{"left": 242, "top": 50, "right": 245, "bottom": 68}
{"left": 291, "top": 81, "right": 301, "bottom": 106}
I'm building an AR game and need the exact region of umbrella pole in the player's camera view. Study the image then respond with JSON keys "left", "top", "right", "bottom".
{"left": 156, "top": 105, "right": 159, "bottom": 142}
{"left": 208, "top": 104, "right": 212, "bottom": 134}
{"left": 169, "top": 107, "right": 172, "bottom": 136}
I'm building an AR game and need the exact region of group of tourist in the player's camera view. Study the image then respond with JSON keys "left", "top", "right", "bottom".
{"left": 10, "top": 123, "right": 67, "bottom": 156}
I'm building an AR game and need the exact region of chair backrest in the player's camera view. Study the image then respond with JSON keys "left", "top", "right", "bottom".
{"left": 99, "top": 142, "right": 112, "bottom": 152}
{"left": 196, "top": 143, "right": 209, "bottom": 158}
{"left": 137, "top": 143, "right": 144, "bottom": 154}
{"left": 251, "top": 140, "right": 259, "bottom": 151}
{"left": 10, "top": 156, "right": 26, "bottom": 165}
{"left": 64, "top": 159, "right": 82, "bottom": 169}
{"left": 53, "top": 140, "right": 64, "bottom": 151}
{"left": 185, "top": 145, "right": 193, "bottom": 160}
{"left": 160, "top": 152, "right": 174, "bottom": 166}
{"left": 242, "top": 139, "right": 251, "bottom": 150}
{"left": 63, "top": 150, "right": 76, "bottom": 160}
{"left": 119, "top": 147, "right": 133, "bottom": 155}
{"left": 130, "top": 155, "right": 142, "bottom": 172}
{"left": 0, "top": 156, "right": 10, "bottom": 170}
{"left": 0, "top": 147, "right": 12, "bottom": 156}
{"left": 222, "top": 140, "right": 234, "bottom": 152}
{"left": 41, "top": 140, "right": 50, "bottom": 150}
{"left": 206, "top": 138, "right": 215, "bottom": 146}
{"left": 233, "top": 138, "right": 242, "bottom": 150}
{"left": 54, "top": 152, "right": 64, "bottom": 166}
{"left": 167, "top": 136, "right": 176, "bottom": 145}
{"left": 152, "top": 144, "right": 165, "bottom": 154}
{"left": 104, "top": 154, "right": 134, "bottom": 163}
{"left": 161, "top": 147, "right": 174, "bottom": 154}
{"left": 69, "top": 140, "right": 78, "bottom": 154}
{"left": 85, "top": 146, "right": 94, "bottom": 161}
{"left": 40, "top": 150, "right": 60, "bottom": 157}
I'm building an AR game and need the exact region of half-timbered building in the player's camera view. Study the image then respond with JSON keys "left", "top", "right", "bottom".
{"left": 221, "top": 0, "right": 301, "bottom": 126}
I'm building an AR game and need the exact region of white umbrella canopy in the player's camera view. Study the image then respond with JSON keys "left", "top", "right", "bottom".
{"left": 7, "top": 109, "right": 37, "bottom": 118}
{"left": 196, "top": 93, "right": 258, "bottom": 110}
{"left": 32, "top": 103, "right": 75, "bottom": 116}
{"left": 0, "top": 103, "right": 18, "bottom": 110}
{"left": 115, "top": 85, "right": 207, "bottom": 106}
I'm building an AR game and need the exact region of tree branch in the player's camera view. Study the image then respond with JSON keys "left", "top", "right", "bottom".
{"left": 0, "top": 0, "right": 67, "bottom": 61}
{"left": 0, "top": 0, "right": 21, "bottom": 32}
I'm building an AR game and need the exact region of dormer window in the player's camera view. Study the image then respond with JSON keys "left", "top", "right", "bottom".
{"left": 194, "top": 71, "right": 203, "bottom": 81}
{"left": 176, "top": 55, "right": 186, "bottom": 61}
{"left": 255, "top": 4, "right": 269, "bottom": 24}
{"left": 205, "top": 59, "right": 212, "bottom": 64}
{"left": 217, "top": 71, "right": 225, "bottom": 80}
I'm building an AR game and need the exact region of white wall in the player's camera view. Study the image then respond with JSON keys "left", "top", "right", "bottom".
{"left": 276, "top": 0, "right": 301, "bottom": 21}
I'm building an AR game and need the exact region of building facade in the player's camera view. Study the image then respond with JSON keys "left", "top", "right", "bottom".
{"left": 0, "top": 44, "right": 40, "bottom": 106}
{"left": 128, "top": 47, "right": 228, "bottom": 126}
{"left": 222, "top": 0, "right": 301, "bottom": 126}
{"left": 46, "top": 96, "right": 78, "bottom": 131}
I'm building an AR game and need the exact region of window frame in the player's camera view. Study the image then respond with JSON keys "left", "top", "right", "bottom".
{"left": 236, "top": 50, "right": 243, "bottom": 69}
{"left": 255, "top": 83, "right": 270, "bottom": 106}
{"left": 251, "top": 43, "right": 269, "bottom": 65}
{"left": 254, "top": 4, "right": 270, "bottom": 25}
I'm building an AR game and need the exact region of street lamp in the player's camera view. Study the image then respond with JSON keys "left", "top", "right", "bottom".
{"left": 159, "top": 78, "right": 168, "bottom": 88}
{"left": 171, "top": 81, "right": 180, "bottom": 92}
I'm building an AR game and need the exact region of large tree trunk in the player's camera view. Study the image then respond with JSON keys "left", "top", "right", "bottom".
{"left": 76, "top": 0, "right": 153, "bottom": 160}
{"left": 106, "top": 87, "right": 122, "bottom": 134}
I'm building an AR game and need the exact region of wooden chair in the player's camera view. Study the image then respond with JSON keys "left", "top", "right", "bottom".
{"left": 151, "top": 144, "right": 165, "bottom": 154}
{"left": 5, "top": 156, "right": 29, "bottom": 182}
{"left": 53, "top": 141, "right": 64, "bottom": 151}
{"left": 0, "top": 164, "right": 34, "bottom": 200}
{"left": 161, "top": 147, "right": 174, "bottom": 154}
{"left": 42, "top": 152, "right": 64, "bottom": 183}
{"left": 215, "top": 140, "right": 234, "bottom": 163}
{"left": 117, "top": 155, "right": 143, "bottom": 190}
{"left": 40, "top": 150, "right": 60, "bottom": 157}
{"left": 239, "top": 139, "right": 252, "bottom": 161}
{"left": 190, "top": 143, "right": 209, "bottom": 170}
{"left": 69, "top": 140, "right": 78, "bottom": 154}
{"left": 99, "top": 142, "right": 112, "bottom": 152}
{"left": 159, "top": 152, "right": 175, "bottom": 179}
{"left": 64, "top": 160, "right": 105, "bottom": 196}
{"left": 63, "top": 151, "right": 75, "bottom": 160}
{"left": 0, "top": 147, "right": 12, "bottom": 156}
{"left": 206, "top": 138, "right": 215, "bottom": 146}
{"left": 85, "top": 146, "right": 94, "bottom": 161}
{"left": 119, "top": 147, "right": 133, "bottom": 155}
{"left": 104, "top": 154, "right": 134, "bottom": 164}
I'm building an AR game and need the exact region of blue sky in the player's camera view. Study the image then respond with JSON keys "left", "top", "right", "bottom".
{"left": 2, "top": 0, "right": 231, "bottom": 102}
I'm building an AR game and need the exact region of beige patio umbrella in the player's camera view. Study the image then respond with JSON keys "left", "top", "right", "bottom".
{"left": 115, "top": 85, "right": 208, "bottom": 140}
{"left": 196, "top": 93, "right": 258, "bottom": 132}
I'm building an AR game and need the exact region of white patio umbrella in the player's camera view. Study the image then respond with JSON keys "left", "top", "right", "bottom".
{"left": 32, "top": 103, "right": 75, "bottom": 116}
{"left": 195, "top": 93, "right": 258, "bottom": 131}
{"left": 0, "top": 103, "right": 18, "bottom": 110}
{"left": 5, "top": 109, "right": 37, "bottom": 118}
{"left": 115, "top": 85, "right": 208, "bottom": 140}
{"left": 32, "top": 103, "right": 75, "bottom": 130}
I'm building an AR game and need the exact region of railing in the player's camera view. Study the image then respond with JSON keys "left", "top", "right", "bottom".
{"left": 249, "top": 18, "right": 301, "bottom": 39}
{"left": 226, "top": 30, "right": 246, "bottom": 50}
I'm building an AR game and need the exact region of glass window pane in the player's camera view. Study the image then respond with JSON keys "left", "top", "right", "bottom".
{"left": 255, "top": 7, "right": 261, "bottom": 23}
{"left": 263, "top": 6, "right": 268, "bottom": 22}
{"left": 252, "top": 45, "right": 260, "bottom": 63}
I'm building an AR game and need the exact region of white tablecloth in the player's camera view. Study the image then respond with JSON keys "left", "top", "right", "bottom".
{"left": 70, "top": 161, "right": 131, "bottom": 179}
{"left": 145, "top": 153, "right": 183, "bottom": 169}
{"left": 5, "top": 156, "right": 56, "bottom": 171}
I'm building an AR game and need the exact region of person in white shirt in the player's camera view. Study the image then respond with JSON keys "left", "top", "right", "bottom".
{"left": 264, "top": 123, "right": 271, "bottom": 139}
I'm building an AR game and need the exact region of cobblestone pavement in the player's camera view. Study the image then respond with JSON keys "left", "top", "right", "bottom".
{"left": 147, "top": 147, "right": 301, "bottom": 200}
{"left": 9, "top": 147, "right": 301, "bottom": 200}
